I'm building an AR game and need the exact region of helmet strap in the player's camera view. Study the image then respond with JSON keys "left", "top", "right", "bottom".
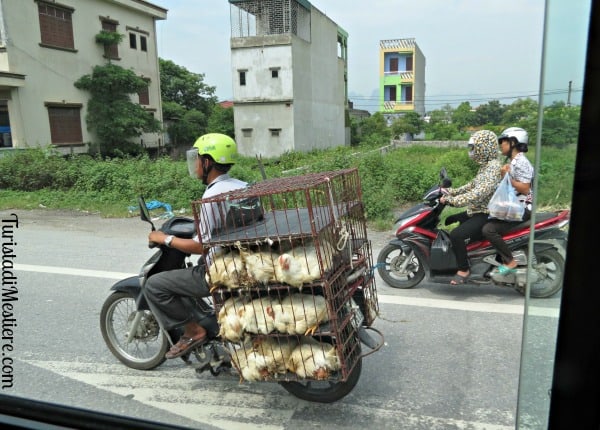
{"left": 201, "top": 157, "right": 214, "bottom": 185}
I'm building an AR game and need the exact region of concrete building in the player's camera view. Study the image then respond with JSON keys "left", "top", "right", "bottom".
{"left": 379, "top": 38, "right": 425, "bottom": 118}
{"left": 228, "top": 0, "right": 348, "bottom": 158}
{"left": 0, "top": 0, "right": 166, "bottom": 154}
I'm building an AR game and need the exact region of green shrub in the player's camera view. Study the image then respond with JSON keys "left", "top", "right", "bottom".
{"left": 0, "top": 142, "right": 575, "bottom": 222}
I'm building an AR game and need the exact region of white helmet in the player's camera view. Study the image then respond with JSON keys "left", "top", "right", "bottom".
{"left": 498, "top": 127, "right": 529, "bottom": 152}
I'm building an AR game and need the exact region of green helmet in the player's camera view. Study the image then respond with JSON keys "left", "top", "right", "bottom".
{"left": 192, "top": 133, "right": 238, "bottom": 164}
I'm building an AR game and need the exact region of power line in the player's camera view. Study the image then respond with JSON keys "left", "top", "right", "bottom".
{"left": 348, "top": 88, "right": 583, "bottom": 110}
{"left": 348, "top": 88, "right": 583, "bottom": 102}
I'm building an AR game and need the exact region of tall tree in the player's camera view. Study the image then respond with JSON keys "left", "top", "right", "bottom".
{"left": 207, "top": 104, "right": 234, "bottom": 137}
{"left": 502, "top": 98, "right": 538, "bottom": 125}
{"left": 540, "top": 101, "right": 581, "bottom": 147}
{"left": 159, "top": 58, "right": 219, "bottom": 148}
{"left": 391, "top": 111, "right": 425, "bottom": 139}
{"left": 74, "top": 63, "right": 161, "bottom": 157}
{"left": 159, "top": 58, "right": 217, "bottom": 115}
{"left": 451, "top": 101, "right": 476, "bottom": 131}
{"left": 475, "top": 100, "right": 505, "bottom": 126}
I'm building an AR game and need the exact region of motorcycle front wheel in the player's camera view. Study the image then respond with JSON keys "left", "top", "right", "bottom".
{"left": 279, "top": 355, "right": 362, "bottom": 403}
{"left": 100, "top": 291, "right": 169, "bottom": 370}
{"left": 377, "top": 244, "right": 425, "bottom": 288}
{"left": 529, "top": 248, "right": 565, "bottom": 298}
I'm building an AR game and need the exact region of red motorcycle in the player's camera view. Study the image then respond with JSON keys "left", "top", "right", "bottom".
{"left": 377, "top": 168, "right": 570, "bottom": 298}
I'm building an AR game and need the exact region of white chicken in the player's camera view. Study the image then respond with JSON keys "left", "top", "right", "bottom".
{"left": 207, "top": 251, "right": 244, "bottom": 291}
{"left": 234, "top": 241, "right": 277, "bottom": 287}
{"left": 271, "top": 293, "right": 329, "bottom": 336}
{"left": 230, "top": 337, "right": 297, "bottom": 381}
{"left": 217, "top": 296, "right": 247, "bottom": 342}
{"left": 241, "top": 296, "right": 277, "bottom": 335}
{"left": 288, "top": 337, "right": 340, "bottom": 380}
{"left": 274, "top": 240, "right": 336, "bottom": 288}
{"left": 253, "top": 336, "right": 298, "bottom": 377}
{"left": 230, "top": 345, "right": 269, "bottom": 382}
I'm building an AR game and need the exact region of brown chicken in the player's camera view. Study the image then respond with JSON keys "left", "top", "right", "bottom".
{"left": 271, "top": 293, "right": 329, "bottom": 336}
{"left": 288, "top": 337, "right": 340, "bottom": 380}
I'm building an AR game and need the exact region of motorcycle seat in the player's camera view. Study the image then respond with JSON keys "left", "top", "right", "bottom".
{"left": 505, "top": 212, "right": 557, "bottom": 233}
{"left": 161, "top": 217, "right": 196, "bottom": 239}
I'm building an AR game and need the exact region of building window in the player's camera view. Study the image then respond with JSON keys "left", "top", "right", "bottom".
{"left": 138, "top": 79, "right": 150, "bottom": 105}
{"left": 384, "top": 85, "right": 397, "bottom": 102}
{"left": 46, "top": 104, "right": 83, "bottom": 145}
{"left": 242, "top": 128, "right": 252, "bottom": 137}
{"left": 140, "top": 36, "right": 147, "bottom": 52}
{"left": 37, "top": 1, "right": 75, "bottom": 50}
{"left": 405, "top": 85, "right": 413, "bottom": 102}
{"left": 129, "top": 33, "right": 137, "bottom": 49}
{"left": 269, "top": 128, "right": 281, "bottom": 137}
{"left": 239, "top": 70, "right": 247, "bottom": 86}
{"left": 270, "top": 68, "right": 280, "bottom": 78}
{"left": 101, "top": 20, "right": 119, "bottom": 60}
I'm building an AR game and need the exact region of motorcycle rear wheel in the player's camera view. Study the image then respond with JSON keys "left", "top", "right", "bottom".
{"left": 529, "top": 248, "right": 565, "bottom": 298}
{"left": 377, "top": 244, "right": 425, "bottom": 288}
{"left": 279, "top": 354, "right": 362, "bottom": 403}
{"left": 100, "top": 291, "right": 168, "bottom": 370}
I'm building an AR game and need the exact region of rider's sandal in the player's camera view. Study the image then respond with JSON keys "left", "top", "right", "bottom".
{"left": 497, "top": 265, "right": 517, "bottom": 275}
{"left": 450, "top": 273, "right": 470, "bottom": 285}
{"left": 165, "top": 334, "right": 207, "bottom": 359}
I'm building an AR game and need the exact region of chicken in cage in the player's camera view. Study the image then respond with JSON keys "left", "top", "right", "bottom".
{"left": 271, "top": 293, "right": 329, "bottom": 336}
{"left": 231, "top": 336, "right": 298, "bottom": 382}
{"left": 288, "top": 336, "right": 340, "bottom": 380}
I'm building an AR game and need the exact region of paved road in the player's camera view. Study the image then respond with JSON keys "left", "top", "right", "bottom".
{"left": 1, "top": 209, "right": 558, "bottom": 429}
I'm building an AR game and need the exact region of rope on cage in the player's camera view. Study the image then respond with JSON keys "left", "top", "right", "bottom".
{"left": 336, "top": 224, "right": 350, "bottom": 251}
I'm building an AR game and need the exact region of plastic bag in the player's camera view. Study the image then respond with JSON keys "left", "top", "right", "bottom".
{"left": 430, "top": 230, "right": 458, "bottom": 271}
{"left": 487, "top": 175, "right": 525, "bottom": 221}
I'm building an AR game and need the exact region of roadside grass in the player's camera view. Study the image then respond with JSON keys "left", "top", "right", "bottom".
{"left": 1, "top": 143, "right": 575, "bottom": 228}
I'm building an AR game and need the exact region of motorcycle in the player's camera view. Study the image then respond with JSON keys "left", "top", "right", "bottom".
{"left": 377, "top": 168, "right": 570, "bottom": 298}
{"left": 100, "top": 195, "right": 383, "bottom": 403}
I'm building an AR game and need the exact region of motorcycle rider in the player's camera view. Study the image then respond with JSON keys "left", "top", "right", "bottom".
{"left": 482, "top": 127, "right": 534, "bottom": 274}
{"left": 144, "top": 133, "right": 247, "bottom": 359}
{"left": 439, "top": 130, "right": 502, "bottom": 285}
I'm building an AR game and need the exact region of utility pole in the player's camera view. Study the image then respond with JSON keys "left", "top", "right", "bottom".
{"left": 567, "top": 80, "right": 572, "bottom": 106}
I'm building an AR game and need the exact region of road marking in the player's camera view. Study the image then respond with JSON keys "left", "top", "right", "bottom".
{"left": 378, "top": 295, "right": 559, "bottom": 318}
{"left": 14, "top": 263, "right": 558, "bottom": 317}
{"left": 15, "top": 263, "right": 133, "bottom": 280}
{"left": 23, "top": 360, "right": 514, "bottom": 430}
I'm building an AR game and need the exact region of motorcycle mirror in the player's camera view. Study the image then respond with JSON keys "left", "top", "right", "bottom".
{"left": 439, "top": 167, "right": 452, "bottom": 187}
{"left": 138, "top": 196, "right": 155, "bottom": 231}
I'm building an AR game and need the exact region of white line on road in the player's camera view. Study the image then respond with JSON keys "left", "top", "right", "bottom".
{"left": 15, "top": 263, "right": 135, "bottom": 280}
{"left": 15, "top": 263, "right": 558, "bottom": 317}
{"left": 23, "top": 360, "right": 514, "bottom": 430}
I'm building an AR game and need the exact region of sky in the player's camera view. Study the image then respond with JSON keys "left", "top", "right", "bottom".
{"left": 154, "top": 0, "right": 590, "bottom": 113}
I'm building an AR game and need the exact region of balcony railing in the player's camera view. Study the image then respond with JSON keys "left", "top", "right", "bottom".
{"left": 383, "top": 71, "right": 413, "bottom": 80}
{"left": 383, "top": 101, "right": 414, "bottom": 111}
